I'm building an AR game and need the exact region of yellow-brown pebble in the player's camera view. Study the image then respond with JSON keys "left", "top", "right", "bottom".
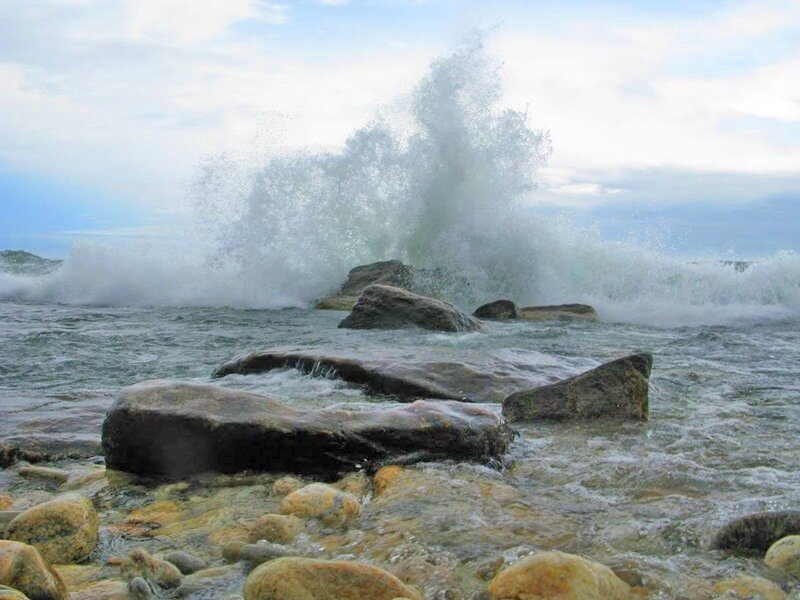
{"left": 5, "top": 494, "right": 99, "bottom": 565}
{"left": 373, "top": 466, "right": 404, "bottom": 496}
{"left": 712, "top": 575, "right": 786, "bottom": 599}
{"left": 120, "top": 548, "right": 182, "bottom": 589}
{"left": 0, "top": 540, "right": 69, "bottom": 600}
{"left": 272, "top": 476, "right": 304, "bottom": 496}
{"left": 0, "top": 496, "right": 12, "bottom": 511}
{"left": 243, "top": 557, "right": 422, "bottom": 600}
{"left": 279, "top": 483, "right": 360, "bottom": 526}
{"left": 765, "top": 535, "right": 800, "bottom": 579}
{"left": 248, "top": 514, "right": 302, "bottom": 544}
{"left": 487, "top": 551, "right": 631, "bottom": 600}
{"left": 0, "top": 585, "right": 30, "bottom": 599}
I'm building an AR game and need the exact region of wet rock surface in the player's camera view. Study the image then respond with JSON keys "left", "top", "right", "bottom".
{"left": 5, "top": 493, "right": 99, "bottom": 565}
{"left": 713, "top": 510, "right": 800, "bottom": 552}
{"left": 316, "top": 260, "right": 415, "bottom": 311}
{"left": 339, "top": 284, "right": 482, "bottom": 332}
{"left": 473, "top": 299, "right": 519, "bottom": 320}
{"left": 502, "top": 353, "right": 652, "bottom": 422}
{"left": 214, "top": 345, "right": 574, "bottom": 402}
{"left": 0, "top": 540, "right": 69, "bottom": 600}
{"left": 243, "top": 557, "right": 423, "bottom": 600}
{"left": 102, "top": 380, "right": 512, "bottom": 478}
{"left": 519, "top": 303, "right": 597, "bottom": 321}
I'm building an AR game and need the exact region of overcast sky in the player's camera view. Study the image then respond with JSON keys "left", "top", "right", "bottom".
{"left": 1, "top": 0, "right": 798, "bottom": 257}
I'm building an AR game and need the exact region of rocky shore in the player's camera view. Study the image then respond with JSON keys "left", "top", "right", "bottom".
{"left": 0, "top": 261, "right": 796, "bottom": 599}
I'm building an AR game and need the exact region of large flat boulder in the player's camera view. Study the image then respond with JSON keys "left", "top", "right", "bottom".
{"left": 338, "top": 284, "right": 481, "bottom": 332}
{"left": 519, "top": 303, "right": 597, "bottom": 321}
{"left": 101, "top": 380, "right": 512, "bottom": 479}
{"left": 502, "top": 353, "right": 652, "bottom": 421}
{"left": 214, "top": 346, "right": 581, "bottom": 402}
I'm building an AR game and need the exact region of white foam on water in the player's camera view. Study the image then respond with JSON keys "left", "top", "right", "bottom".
{"left": 1, "top": 35, "right": 798, "bottom": 327}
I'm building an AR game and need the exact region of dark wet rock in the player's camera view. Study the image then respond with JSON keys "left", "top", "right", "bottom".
{"left": 473, "top": 300, "right": 519, "bottom": 320}
{"left": 0, "top": 439, "right": 101, "bottom": 469}
{"left": 236, "top": 542, "right": 291, "bottom": 567}
{"left": 102, "top": 380, "right": 512, "bottom": 479}
{"left": 339, "top": 285, "right": 481, "bottom": 332}
{"left": 214, "top": 346, "right": 574, "bottom": 402}
{"left": 502, "top": 353, "right": 652, "bottom": 422}
{"left": 316, "top": 260, "right": 414, "bottom": 311}
{"left": 163, "top": 551, "right": 206, "bottom": 575}
{"left": 519, "top": 303, "right": 597, "bottom": 321}
{"left": 712, "top": 510, "right": 800, "bottom": 552}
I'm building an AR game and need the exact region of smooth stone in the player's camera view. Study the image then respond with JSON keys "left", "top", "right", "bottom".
{"left": 128, "top": 577, "right": 153, "bottom": 600}
{"left": 280, "top": 483, "right": 360, "bottom": 526}
{"left": 502, "top": 353, "right": 652, "bottom": 422}
{"left": 519, "top": 303, "right": 597, "bottom": 321}
{"left": 5, "top": 494, "right": 99, "bottom": 564}
{"left": 473, "top": 299, "right": 518, "bottom": 320}
{"left": 237, "top": 543, "right": 291, "bottom": 566}
{"left": 315, "top": 260, "right": 415, "bottom": 311}
{"left": 173, "top": 565, "right": 240, "bottom": 597}
{"left": 163, "top": 551, "right": 206, "bottom": 575}
{"left": 102, "top": 380, "right": 511, "bottom": 478}
{"left": 67, "top": 579, "right": 129, "bottom": 600}
{"left": 487, "top": 551, "right": 631, "bottom": 599}
{"left": 243, "top": 557, "right": 423, "bottom": 600}
{"left": 713, "top": 510, "right": 800, "bottom": 552}
{"left": 338, "top": 284, "right": 481, "bottom": 332}
{"left": 0, "top": 540, "right": 69, "bottom": 600}
{"left": 249, "top": 514, "right": 302, "bottom": 544}
{"left": 0, "top": 496, "right": 12, "bottom": 511}
{"left": 765, "top": 535, "right": 800, "bottom": 577}
{"left": 712, "top": 575, "right": 786, "bottom": 600}
{"left": 272, "top": 477, "right": 304, "bottom": 496}
{"left": 16, "top": 467, "right": 69, "bottom": 485}
{"left": 214, "top": 345, "right": 557, "bottom": 402}
{"left": 0, "top": 585, "right": 30, "bottom": 599}
{"left": 120, "top": 548, "right": 182, "bottom": 589}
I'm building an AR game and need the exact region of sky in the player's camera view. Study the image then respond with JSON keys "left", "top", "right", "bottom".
{"left": 0, "top": 0, "right": 798, "bottom": 258}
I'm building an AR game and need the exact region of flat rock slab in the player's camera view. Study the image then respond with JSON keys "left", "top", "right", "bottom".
{"left": 339, "top": 284, "right": 481, "bottom": 332}
{"left": 102, "top": 380, "right": 512, "bottom": 479}
{"left": 502, "top": 353, "right": 652, "bottom": 421}
{"left": 519, "top": 304, "right": 597, "bottom": 321}
{"left": 214, "top": 346, "right": 586, "bottom": 402}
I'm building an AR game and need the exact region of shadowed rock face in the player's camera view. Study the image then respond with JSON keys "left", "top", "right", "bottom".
{"left": 316, "top": 261, "right": 414, "bottom": 311}
{"left": 339, "top": 284, "right": 481, "bottom": 332}
{"left": 473, "top": 300, "right": 519, "bottom": 320}
{"left": 213, "top": 346, "right": 574, "bottom": 402}
{"left": 102, "top": 380, "right": 512, "bottom": 479}
{"left": 502, "top": 353, "right": 652, "bottom": 422}
{"left": 712, "top": 510, "right": 800, "bottom": 552}
{"left": 519, "top": 303, "right": 597, "bottom": 321}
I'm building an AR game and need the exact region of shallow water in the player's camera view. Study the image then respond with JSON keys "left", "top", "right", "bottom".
{"left": 2, "top": 298, "right": 800, "bottom": 596}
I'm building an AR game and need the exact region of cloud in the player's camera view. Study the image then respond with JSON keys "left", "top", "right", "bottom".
{"left": 0, "top": 0, "right": 798, "bottom": 215}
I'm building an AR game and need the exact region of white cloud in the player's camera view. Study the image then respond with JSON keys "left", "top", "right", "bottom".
{"left": 0, "top": 0, "right": 798, "bottom": 212}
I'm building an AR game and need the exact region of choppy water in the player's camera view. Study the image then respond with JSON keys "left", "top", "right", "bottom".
{"left": 2, "top": 298, "right": 799, "bottom": 594}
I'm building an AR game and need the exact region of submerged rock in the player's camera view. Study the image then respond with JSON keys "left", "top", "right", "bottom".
{"left": 102, "top": 380, "right": 511, "bottom": 479}
{"left": 120, "top": 548, "right": 181, "bottom": 589}
{"left": 487, "top": 551, "right": 631, "bottom": 600}
{"left": 5, "top": 493, "right": 99, "bottom": 564}
{"left": 316, "top": 260, "right": 414, "bottom": 311}
{"left": 214, "top": 346, "right": 556, "bottom": 402}
{"left": 519, "top": 303, "right": 597, "bottom": 321}
{"left": 473, "top": 299, "right": 519, "bottom": 320}
{"left": 280, "top": 483, "right": 360, "bottom": 526}
{"left": 711, "top": 575, "right": 786, "bottom": 600}
{"left": 249, "top": 514, "right": 302, "bottom": 544}
{"left": 243, "top": 557, "right": 422, "bottom": 600}
{"left": 0, "top": 540, "right": 69, "bottom": 600}
{"left": 765, "top": 535, "right": 800, "bottom": 578}
{"left": 163, "top": 551, "right": 206, "bottom": 576}
{"left": 712, "top": 510, "right": 800, "bottom": 552}
{"left": 502, "top": 353, "right": 652, "bottom": 422}
{"left": 0, "top": 585, "right": 30, "bottom": 599}
{"left": 338, "top": 284, "right": 481, "bottom": 332}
